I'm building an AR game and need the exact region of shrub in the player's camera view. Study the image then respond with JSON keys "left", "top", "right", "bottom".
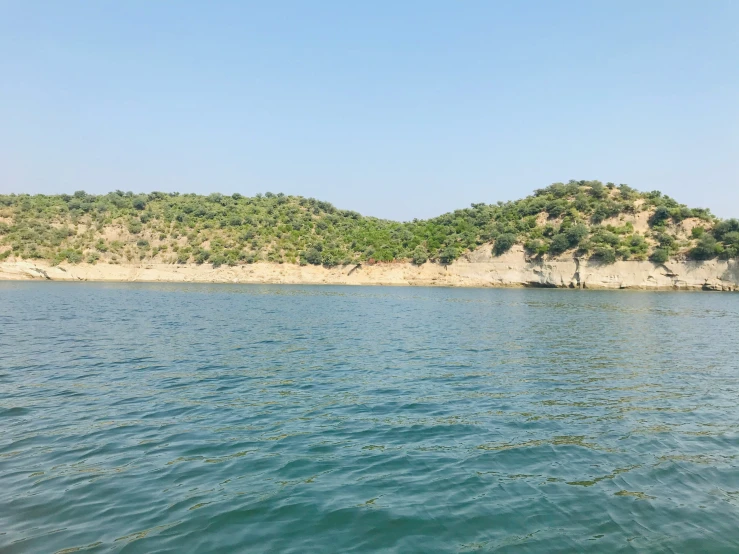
{"left": 438, "top": 246, "right": 458, "bottom": 265}
{"left": 493, "top": 233, "right": 516, "bottom": 256}
{"left": 210, "top": 253, "right": 227, "bottom": 268}
{"left": 616, "top": 245, "right": 631, "bottom": 260}
{"left": 194, "top": 249, "right": 211, "bottom": 264}
{"left": 627, "top": 235, "right": 649, "bottom": 256}
{"left": 650, "top": 206, "right": 670, "bottom": 226}
{"left": 712, "top": 219, "right": 739, "bottom": 241}
{"left": 549, "top": 234, "right": 571, "bottom": 255}
{"left": 524, "top": 239, "right": 548, "bottom": 256}
{"left": 588, "top": 181, "right": 606, "bottom": 199}
{"left": 650, "top": 248, "right": 670, "bottom": 263}
{"left": 565, "top": 224, "right": 589, "bottom": 246}
{"left": 321, "top": 252, "right": 338, "bottom": 267}
{"left": 592, "top": 229, "right": 620, "bottom": 246}
{"left": 411, "top": 246, "right": 428, "bottom": 265}
{"left": 55, "top": 249, "right": 83, "bottom": 264}
{"left": 591, "top": 246, "right": 616, "bottom": 264}
{"left": 690, "top": 235, "right": 719, "bottom": 260}
{"left": 304, "top": 248, "right": 322, "bottom": 265}
{"left": 722, "top": 231, "right": 739, "bottom": 249}
{"left": 654, "top": 232, "right": 676, "bottom": 250}
{"left": 86, "top": 252, "right": 101, "bottom": 264}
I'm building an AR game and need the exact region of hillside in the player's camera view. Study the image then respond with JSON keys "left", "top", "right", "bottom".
{"left": 1, "top": 180, "right": 738, "bottom": 269}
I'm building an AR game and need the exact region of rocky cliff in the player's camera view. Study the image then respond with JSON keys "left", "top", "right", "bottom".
{"left": 1, "top": 245, "right": 736, "bottom": 291}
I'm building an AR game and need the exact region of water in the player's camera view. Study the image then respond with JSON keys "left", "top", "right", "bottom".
{"left": 2, "top": 283, "right": 739, "bottom": 553}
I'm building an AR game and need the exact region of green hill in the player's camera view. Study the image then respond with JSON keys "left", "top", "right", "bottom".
{"left": 1, "top": 180, "right": 737, "bottom": 267}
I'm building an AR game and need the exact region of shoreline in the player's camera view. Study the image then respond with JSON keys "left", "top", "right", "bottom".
{"left": 2, "top": 247, "right": 737, "bottom": 291}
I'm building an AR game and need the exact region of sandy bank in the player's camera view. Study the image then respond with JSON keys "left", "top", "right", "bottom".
{"left": 1, "top": 246, "right": 737, "bottom": 291}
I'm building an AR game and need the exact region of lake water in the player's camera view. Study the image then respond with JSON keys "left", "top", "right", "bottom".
{"left": 2, "top": 283, "right": 739, "bottom": 553}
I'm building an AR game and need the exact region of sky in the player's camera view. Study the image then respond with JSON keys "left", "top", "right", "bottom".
{"left": 1, "top": 1, "right": 737, "bottom": 220}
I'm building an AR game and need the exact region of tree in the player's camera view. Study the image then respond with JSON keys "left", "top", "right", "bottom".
{"left": 493, "top": 233, "right": 516, "bottom": 256}
{"left": 550, "top": 234, "right": 571, "bottom": 255}
{"left": 304, "top": 248, "right": 322, "bottom": 265}
{"left": 411, "top": 246, "right": 428, "bottom": 265}
{"left": 650, "top": 249, "right": 670, "bottom": 263}
{"left": 591, "top": 246, "right": 616, "bottom": 264}
{"left": 650, "top": 206, "right": 670, "bottom": 226}
{"left": 690, "top": 235, "right": 719, "bottom": 260}
{"left": 525, "top": 239, "right": 548, "bottom": 257}
{"left": 438, "top": 246, "right": 458, "bottom": 265}
{"left": 565, "top": 224, "right": 589, "bottom": 246}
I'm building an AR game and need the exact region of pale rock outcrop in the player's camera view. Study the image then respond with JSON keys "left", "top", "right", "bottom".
{"left": 1, "top": 244, "right": 736, "bottom": 291}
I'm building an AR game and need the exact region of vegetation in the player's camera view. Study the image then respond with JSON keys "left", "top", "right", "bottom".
{"left": 0, "top": 180, "right": 734, "bottom": 268}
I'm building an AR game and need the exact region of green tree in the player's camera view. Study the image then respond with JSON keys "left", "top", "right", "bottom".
{"left": 650, "top": 249, "right": 670, "bottom": 263}
{"left": 591, "top": 246, "right": 616, "bottom": 264}
{"left": 438, "top": 246, "right": 458, "bottom": 265}
{"left": 690, "top": 235, "right": 719, "bottom": 260}
{"left": 493, "top": 233, "right": 516, "bottom": 256}
{"left": 411, "top": 246, "right": 428, "bottom": 265}
{"left": 549, "top": 234, "right": 571, "bottom": 255}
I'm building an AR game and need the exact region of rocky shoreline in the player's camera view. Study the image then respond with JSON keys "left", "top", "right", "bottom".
{"left": 1, "top": 246, "right": 737, "bottom": 291}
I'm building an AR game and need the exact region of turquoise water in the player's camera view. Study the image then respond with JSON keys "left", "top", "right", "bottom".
{"left": 2, "top": 283, "right": 739, "bottom": 553}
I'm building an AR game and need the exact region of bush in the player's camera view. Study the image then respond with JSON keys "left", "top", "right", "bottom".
{"left": 524, "top": 239, "right": 548, "bottom": 256}
{"left": 592, "top": 229, "right": 620, "bottom": 246}
{"left": 549, "top": 234, "right": 571, "bottom": 255}
{"left": 438, "top": 246, "right": 458, "bottom": 265}
{"left": 627, "top": 235, "right": 648, "bottom": 256}
{"left": 565, "top": 224, "right": 589, "bottom": 246}
{"left": 210, "top": 253, "right": 227, "bottom": 268}
{"left": 86, "top": 252, "right": 101, "bottom": 264}
{"left": 654, "top": 232, "right": 676, "bottom": 250}
{"left": 722, "top": 231, "right": 739, "bottom": 249}
{"left": 194, "top": 249, "right": 211, "bottom": 264}
{"left": 321, "top": 252, "right": 338, "bottom": 267}
{"left": 712, "top": 219, "right": 739, "bottom": 241}
{"left": 304, "top": 248, "right": 322, "bottom": 265}
{"left": 616, "top": 245, "right": 631, "bottom": 260}
{"left": 690, "top": 235, "right": 719, "bottom": 260}
{"left": 650, "top": 206, "right": 670, "bottom": 226}
{"left": 55, "top": 249, "right": 83, "bottom": 264}
{"left": 591, "top": 246, "right": 616, "bottom": 264}
{"left": 411, "top": 246, "right": 428, "bottom": 265}
{"left": 493, "top": 233, "right": 516, "bottom": 256}
{"left": 650, "top": 248, "right": 670, "bottom": 263}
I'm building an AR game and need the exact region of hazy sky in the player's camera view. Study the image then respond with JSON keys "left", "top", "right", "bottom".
{"left": 1, "top": 1, "right": 737, "bottom": 220}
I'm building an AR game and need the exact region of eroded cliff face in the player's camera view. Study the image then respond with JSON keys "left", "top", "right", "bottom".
{"left": 1, "top": 245, "right": 737, "bottom": 291}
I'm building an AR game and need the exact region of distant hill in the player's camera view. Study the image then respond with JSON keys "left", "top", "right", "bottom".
{"left": 1, "top": 180, "right": 738, "bottom": 267}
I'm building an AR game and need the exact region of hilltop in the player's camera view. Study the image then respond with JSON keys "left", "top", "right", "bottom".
{"left": 1, "top": 180, "right": 738, "bottom": 269}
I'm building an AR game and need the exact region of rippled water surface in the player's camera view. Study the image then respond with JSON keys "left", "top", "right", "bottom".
{"left": 2, "top": 283, "right": 739, "bottom": 553}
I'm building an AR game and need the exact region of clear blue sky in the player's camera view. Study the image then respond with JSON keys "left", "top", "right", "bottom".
{"left": 1, "top": 1, "right": 737, "bottom": 220}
